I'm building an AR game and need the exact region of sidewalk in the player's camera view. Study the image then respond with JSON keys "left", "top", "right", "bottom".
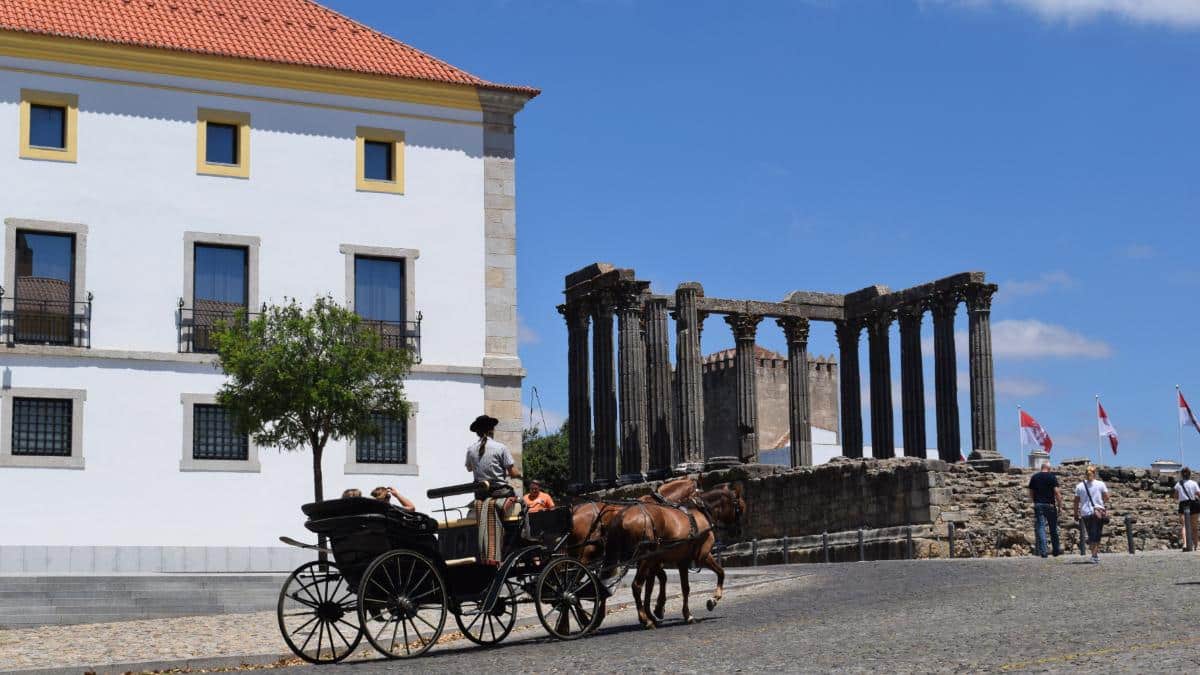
{"left": 1, "top": 567, "right": 787, "bottom": 674}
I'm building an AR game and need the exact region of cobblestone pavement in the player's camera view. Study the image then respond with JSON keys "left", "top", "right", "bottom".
{"left": 290, "top": 552, "right": 1200, "bottom": 674}
{"left": 5, "top": 552, "right": 1200, "bottom": 673}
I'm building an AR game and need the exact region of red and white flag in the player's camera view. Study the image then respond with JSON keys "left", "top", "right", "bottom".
{"left": 1180, "top": 389, "right": 1200, "bottom": 435}
{"left": 1097, "top": 400, "right": 1119, "bottom": 455}
{"left": 1019, "top": 410, "right": 1053, "bottom": 453}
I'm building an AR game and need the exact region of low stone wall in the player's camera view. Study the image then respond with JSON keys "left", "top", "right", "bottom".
{"left": 595, "top": 457, "right": 1188, "bottom": 565}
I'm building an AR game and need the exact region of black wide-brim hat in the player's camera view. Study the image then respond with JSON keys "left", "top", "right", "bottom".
{"left": 470, "top": 414, "right": 499, "bottom": 434}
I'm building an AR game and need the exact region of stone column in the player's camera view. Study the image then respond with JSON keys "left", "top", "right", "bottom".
{"left": 930, "top": 292, "right": 961, "bottom": 463}
{"left": 867, "top": 311, "right": 895, "bottom": 459}
{"left": 591, "top": 291, "right": 618, "bottom": 488}
{"left": 834, "top": 319, "right": 864, "bottom": 458}
{"left": 897, "top": 305, "right": 927, "bottom": 458}
{"left": 644, "top": 297, "right": 675, "bottom": 480}
{"left": 674, "top": 283, "right": 706, "bottom": 470}
{"left": 778, "top": 317, "right": 812, "bottom": 467}
{"left": 559, "top": 302, "right": 592, "bottom": 491}
{"left": 616, "top": 284, "right": 649, "bottom": 485}
{"left": 725, "top": 313, "right": 763, "bottom": 463}
{"left": 966, "top": 284, "right": 1000, "bottom": 462}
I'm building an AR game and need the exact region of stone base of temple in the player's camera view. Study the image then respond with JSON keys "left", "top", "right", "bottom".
{"left": 617, "top": 472, "right": 646, "bottom": 486}
{"left": 705, "top": 456, "right": 742, "bottom": 471}
{"left": 967, "top": 449, "right": 1010, "bottom": 473}
{"left": 645, "top": 468, "right": 673, "bottom": 481}
{"left": 676, "top": 461, "right": 706, "bottom": 474}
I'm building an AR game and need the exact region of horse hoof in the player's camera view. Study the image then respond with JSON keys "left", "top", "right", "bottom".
{"left": 653, "top": 607, "right": 665, "bottom": 620}
{"left": 685, "top": 615, "right": 697, "bottom": 624}
{"left": 706, "top": 599, "right": 717, "bottom": 611}
{"left": 642, "top": 620, "right": 656, "bottom": 630}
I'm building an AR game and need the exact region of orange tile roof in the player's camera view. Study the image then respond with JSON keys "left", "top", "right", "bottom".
{"left": 0, "top": 0, "right": 537, "bottom": 96}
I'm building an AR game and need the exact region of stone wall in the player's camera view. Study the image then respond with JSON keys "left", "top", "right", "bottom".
{"left": 702, "top": 347, "right": 838, "bottom": 458}
{"left": 598, "top": 458, "right": 1190, "bottom": 567}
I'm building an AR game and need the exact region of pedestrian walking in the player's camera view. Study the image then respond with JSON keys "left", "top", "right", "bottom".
{"left": 1175, "top": 467, "right": 1200, "bottom": 550}
{"left": 1073, "top": 465, "right": 1110, "bottom": 564}
{"left": 1028, "top": 462, "right": 1063, "bottom": 557}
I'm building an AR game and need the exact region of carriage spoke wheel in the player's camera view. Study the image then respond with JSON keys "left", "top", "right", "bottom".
{"left": 535, "top": 557, "right": 602, "bottom": 640}
{"left": 357, "top": 550, "right": 447, "bottom": 659}
{"left": 455, "top": 580, "right": 519, "bottom": 646}
{"left": 277, "top": 561, "right": 362, "bottom": 664}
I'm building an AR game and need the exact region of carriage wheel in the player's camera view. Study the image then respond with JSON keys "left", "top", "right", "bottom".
{"left": 454, "top": 580, "right": 519, "bottom": 646}
{"left": 535, "top": 557, "right": 603, "bottom": 640}
{"left": 277, "top": 560, "right": 363, "bottom": 664}
{"left": 357, "top": 550, "right": 447, "bottom": 659}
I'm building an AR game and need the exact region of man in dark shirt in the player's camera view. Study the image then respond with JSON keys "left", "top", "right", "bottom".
{"left": 1028, "top": 462, "right": 1063, "bottom": 557}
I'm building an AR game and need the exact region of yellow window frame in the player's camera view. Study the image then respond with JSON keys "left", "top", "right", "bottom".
{"left": 19, "top": 89, "right": 79, "bottom": 163}
{"left": 196, "top": 108, "right": 251, "bottom": 178}
{"left": 356, "top": 126, "right": 405, "bottom": 194}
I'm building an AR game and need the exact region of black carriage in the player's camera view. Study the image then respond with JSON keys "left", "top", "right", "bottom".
{"left": 277, "top": 481, "right": 604, "bottom": 664}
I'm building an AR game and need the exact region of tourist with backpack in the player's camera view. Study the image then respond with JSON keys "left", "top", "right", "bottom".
{"left": 1073, "top": 465, "right": 1110, "bottom": 564}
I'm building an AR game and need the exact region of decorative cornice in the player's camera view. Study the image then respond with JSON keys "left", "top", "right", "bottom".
{"left": 0, "top": 30, "right": 487, "bottom": 111}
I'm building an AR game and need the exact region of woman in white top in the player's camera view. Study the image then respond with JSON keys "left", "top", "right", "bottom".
{"left": 1175, "top": 467, "right": 1200, "bottom": 550}
{"left": 1073, "top": 465, "right": 1110, "bottom": 564}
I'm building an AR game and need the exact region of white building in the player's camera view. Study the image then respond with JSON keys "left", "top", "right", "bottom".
{"left": 0, "top": 0, "right": 536, "bottom": 573}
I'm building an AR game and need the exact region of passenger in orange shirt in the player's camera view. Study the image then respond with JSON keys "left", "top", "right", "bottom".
{"left": 522, "top": 480, "right": 555, "bottom": 513}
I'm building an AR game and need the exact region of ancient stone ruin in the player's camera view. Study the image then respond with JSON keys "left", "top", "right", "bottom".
{"left": 559, "top": 263, "right": 1003, "bottom": 492}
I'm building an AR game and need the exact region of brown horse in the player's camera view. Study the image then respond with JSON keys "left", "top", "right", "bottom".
{"left": 603, "top": 483, "right": 745, "bottom": 628}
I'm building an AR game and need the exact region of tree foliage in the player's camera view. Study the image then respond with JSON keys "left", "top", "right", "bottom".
{"left": 212, "top": 296, "right": 413, "bottom": 505}
{"left": 521, "top": 420, "right": 569, "bottom": 498}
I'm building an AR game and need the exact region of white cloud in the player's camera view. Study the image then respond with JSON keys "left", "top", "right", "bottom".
{"left": 1001, "top": 270, "right": 1076, "bottom": 299}
{"left": 529, "top": 409, "right": 566, "bottom": 435}
{"left": 935, "top": 0, "right": 1200, "bottom": 28}
{"left": 517, "top": 315, "right": 540, "bottom": 345}
{"left": 995, "top": 376, "right": 1048, "bottom": 397}
{"left": 991, "top": 319, "right": 1112, "bottom": 358}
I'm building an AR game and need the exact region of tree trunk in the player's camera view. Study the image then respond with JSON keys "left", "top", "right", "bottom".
{"left": 312, "top": 442, "right": 327, "bottom": 563}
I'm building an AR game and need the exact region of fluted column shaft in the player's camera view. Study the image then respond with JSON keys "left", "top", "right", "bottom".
{"left": 898, "top": 307, "right": 927, "bottom": 458}
{"left": 560, "top": 303, "right": 592, "bottom": 490}
{"left": 591, "top": 293, "right": 618, "bottom": 487}
{"left": 726, "top": 313, "right": 763, "bottom": 463}
{"left": 867, "top": 312, "right": 895, "bottom": 459}
{"left": 967, "top": 284, "right": 999, "bottom": 456}
{"left": 674, "top": 283, "right": 706, "bottom": 467}
{"left": 616, "top": 286, "right": 649, "bottom": 484}
{"left": 931, "top": 294, "right": 961, "bottom": 462}
{"left": 835, "top": 319, "right": 864, "bottom": 458}
{"left": 779, "top": 317, "right": 812, "bottom": 467}
{"left": 644, "top": 298, "right": 675, "bottom": 479}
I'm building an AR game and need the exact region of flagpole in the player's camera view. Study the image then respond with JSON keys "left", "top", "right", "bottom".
{"left": 1178, "top": 385, "right": 1184, "bottom": 465}
{"left": 1095, "top": 395, "right": 1102, "bottom": 466}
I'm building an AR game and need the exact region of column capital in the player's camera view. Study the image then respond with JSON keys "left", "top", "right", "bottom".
{"left": 696, "top": 309, "right": 710, "bottom": 337}
{"left": 927, "top": 289, "right": 960, "bottom": 319}
{"left": 724, "top": 313, "right": 762, "bottom": 341}
{"left": 896, "top": 304, "right": 923, "bottom": 327}
{"left": 614, "top": 280, "right": 651, "bottom": 314}
{"left": 867, "top": 309, "right": 895, "bottom": 337}
{"left": 834, "top": 318, "right": 863, "bottom": 347}
{"left": 965, "top": 283, "right": 998, "bottom": 313}
{"left": 558, "top": 302, "right": 591, "bottom": 330}
{"left": 590, "top": 290, "right": 617, "bottom": 319}
{"left": 776, "top": 316, "right": 810, "bottom": 346}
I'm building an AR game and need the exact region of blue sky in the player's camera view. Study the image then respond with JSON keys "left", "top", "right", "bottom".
{"left": 328, "top": 0, "right": 1200, "bottom": 468}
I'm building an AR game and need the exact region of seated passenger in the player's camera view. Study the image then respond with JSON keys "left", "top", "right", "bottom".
{"left": 371, "top": 486, "right": 415, "bottom": 511}
{"left": 341, "top": 488, "right": 362, "bottom": 499}
{"left": 522, "top": 480, "right": 555, "bottom": 513}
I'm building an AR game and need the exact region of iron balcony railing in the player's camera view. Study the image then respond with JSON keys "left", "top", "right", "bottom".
{"left": 0, "top": 289, "right": 93, "bottom": 348}
{"left": 360, "top": 313, "right": 422, "bottom": 363}
{"left": 177, "top": 303, "right": 257, "bottom": 354}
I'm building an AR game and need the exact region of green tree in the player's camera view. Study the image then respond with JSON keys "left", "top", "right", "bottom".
{"left": 521, "top": 420, "right": 569, "bottom": 498}
{"left": 212, "top": 296, "right": 414, "bottom": 513}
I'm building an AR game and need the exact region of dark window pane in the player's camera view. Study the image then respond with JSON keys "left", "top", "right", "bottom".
{"left": 193, "top": 404, "right": 248, "bottom": 461}
{"left": 357, "top": 412, "right": 407, "bottom": 464}
{"left": 12, "top": 398, "right": 72, "bottom": 456}
{"left": 14, "top": 231, "right": 75, "bottom": 345}
{"left": 354, "top": 257, "right": 403, "bottom": 323}
{"left": 194, "top": 245, "right": 247, "bottom": 307}
{"left": 363, "top": 141, "right": 393, "bottom": 181}
{"left": 205, "top": 123, "right": 239, "bottom": 165}
{"left": 29, "top": 104, "right": 66, "bottom": 149}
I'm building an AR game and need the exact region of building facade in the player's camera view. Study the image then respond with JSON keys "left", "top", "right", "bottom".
{"left": 0, "top": 0, "right": 535, "bottom": 572}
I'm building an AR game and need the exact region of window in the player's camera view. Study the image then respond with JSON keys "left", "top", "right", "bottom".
{"left": 192, "top": 404, "right": 248, "bottom": 461}
{"left": 355, "top": 256, "right": 404, "bottom": 324}
{"left": 340, "top": 244, "right": 420, "bottom": 359}
{"left": 11, "top": 230, "right": 77, "bottom": 345}
{"left": 0, "top": 387, "right": 86, "bottom": 469}
{"left": 355, "top": 126, "right": 404, "bottom": 194}
{"left": 180, "top": 232, "right": 259, "bottom": 353}
{"left": 19, "top": 89, "right": 78, "bottom": 162}
{"left": 345, "top": 403, "right": 418, "bottom": 476}
{"left": 357, "top": 412, "right": 407, "bottom": 464}
{"left": 180, "top": 394, "right": 259, "bottom": 472}
{"left": 196, "top": 108, "right": 250, "bottom": 178}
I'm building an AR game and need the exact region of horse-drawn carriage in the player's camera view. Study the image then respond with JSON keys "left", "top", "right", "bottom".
{"left": 276, "top": 480, "right": 604, "bottom": 664}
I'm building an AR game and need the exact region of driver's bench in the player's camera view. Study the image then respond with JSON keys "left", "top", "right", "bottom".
{"left": 427, "top": 481, "right": 521, "bottom": 565}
